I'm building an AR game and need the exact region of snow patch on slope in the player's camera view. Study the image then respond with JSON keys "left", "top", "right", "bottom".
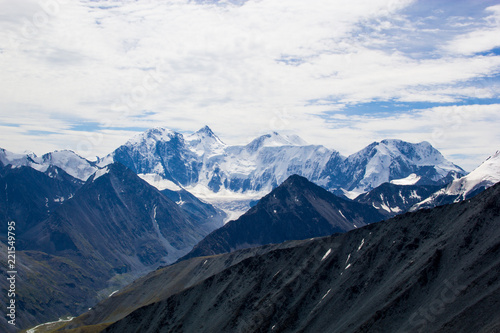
{"left": 445, "top": 150, "right": 500, "bottom": 198}
{"left": 390, "top": 173, "right": 421, "bottom": 185}
{"left": 93, "top": 166, "right": 110, "bottom": 181}
{"left": 139, "top": 173, "right": 181, "bottom": 191}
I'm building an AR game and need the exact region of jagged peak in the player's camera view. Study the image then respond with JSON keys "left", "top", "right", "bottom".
{"left": 188, "top": 126, "right": 225, "bottom": 145}
{"left": 126, "top": 127, "right": 180, "bottom": 146}
{"left": 196, "top": 125, "right": 215, "bottom": 136}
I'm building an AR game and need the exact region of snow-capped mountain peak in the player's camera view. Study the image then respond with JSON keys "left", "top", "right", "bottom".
{"left": 190, "top": 126, "right": 223, "bottom": 142}
{"left": 40, "top": 150, "right": 99, "bottom": 180}
{"left": 126, "top": 127, "right": 177, "bottom": 146}
{"left": 186, "top": 126, "right": 226, "bottom": 157}
{"left": 376, "top": 139, "right": 450, "bottom": 166}
{"left": 326, "top": 139, "right": 466, "bottom": 195}
{"left": 0, "top": 147, "right": 98, "bottom": 181}
{"left": 444, "top": 150, "right": 500, "bottom": 197}
{"left": 246, "top": 132, "right": 308, "bottom": 151}
{"left": 0, "top": 147, "right": 34, "bottom": 166}
{"left": 410, "top": 150, "right": 500, "bottom": 211}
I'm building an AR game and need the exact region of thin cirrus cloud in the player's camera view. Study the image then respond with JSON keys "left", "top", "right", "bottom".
{"left": 0, "top": 0, "right": 499, "bottom": 172}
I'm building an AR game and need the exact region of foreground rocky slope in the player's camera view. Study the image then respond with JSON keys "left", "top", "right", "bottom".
{"left": 67, "top": 182, "right": 500, "bottom": 333}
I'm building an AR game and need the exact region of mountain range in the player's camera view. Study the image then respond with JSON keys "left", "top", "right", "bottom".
{"left": 66, "top": 178, "right": 500, "bottom": 333}
{"left": 411, "top": 150, "right": 500, "bottom": 211}
{"left": 0, "top": 126, "right": 469, "bottom": 219}
{"left": 2, "top": 127, "right": 500, "bottom": 331}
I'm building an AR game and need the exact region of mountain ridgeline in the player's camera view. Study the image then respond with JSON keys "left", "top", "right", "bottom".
{"left": 0, "top": 126, "right": 471, "bottom": 220}
{"left": 354, "top": 182, "right": 444, "bottom": 218}
{"left": 106, "top": 127, "right": 465, "bottom": 196}
{"left": 181, "top": 175, "right": 385, "bottom": 261}
{"left": 0, "top": 164, "right": 83, "bottom": 241}
{"left": 93, "top": 181, "right": 500, "bottom": 333}
{"left": 24, "top": 163, "right": 216, "bottom": 270}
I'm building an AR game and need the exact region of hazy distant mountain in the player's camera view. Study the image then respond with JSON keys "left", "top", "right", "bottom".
{"left": 102, "top": 181, "right": 500, "bottom": 333}
{"left": 181, "top": 175, "right": 384, "bottom": 261}
{"left": 0, "top": 147, "right": 98, "bottom": 180}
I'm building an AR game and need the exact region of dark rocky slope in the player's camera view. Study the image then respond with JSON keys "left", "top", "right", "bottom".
{"left": 181, "top": 174, "right": 384, "bottom": 260}
{"left": 0, "top": 164, "right": 83, "bottom": 241}
{"left": 9, "top": 163, "right": 220, "bottom": 331}
{"left": 104, "top": 182, "right": 500, "bottom": 333}
{"left": 354, "top": 182, "right": 443, "bottom": 218}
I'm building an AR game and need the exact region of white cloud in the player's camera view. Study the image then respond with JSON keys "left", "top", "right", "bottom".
{"left": 317, "top": 104, "right": 500, "bottom": 171}
{"left": 443, "top": 5, "right": 500, "bottom": 55}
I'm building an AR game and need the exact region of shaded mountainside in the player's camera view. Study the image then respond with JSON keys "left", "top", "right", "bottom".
{"left": 6, "top": 163, "right": 222, "bottom": 331}
{"left": 181, "top": 175, "right": 385, "bottom": 261}
{"left": 25, "top": 163, "right": 212, "bottom": 273}
{"left": 0, "top": 162, "right": 227, "bottom": 332}
{"left": 102, "top": 181, "right": 500, "bottom": 333}
{"left": 160, "top": 188, "right": 226, "bottom": 232}
{"left": 355, "top": 182, "right": 443, "bottom": 218}
{"left": 0, "top": 243, "right": 96, "bottom": 332}
{"left": 0, "top": 164, "right": 83, "bottom": 240}
{"left": 59, "top": 242, "right": 299, "bottom": 332}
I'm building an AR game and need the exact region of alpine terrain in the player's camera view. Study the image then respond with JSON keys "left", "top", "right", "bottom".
{"left": 411, "top": 150, "right": 500, "bottom": 211}
{"left": 181, "top": 174, "right": 385, "bottom": 260}
{"left": 100, "top": 126, "right": 466, "bottom": 218}
{"left": 67, "top": 180, "right": 500, "bottom": 333}
{"left": 0, "top": 162, "right": 223, "bottom": 331}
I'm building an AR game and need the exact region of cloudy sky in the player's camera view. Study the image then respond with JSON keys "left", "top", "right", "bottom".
{"left": 1, "top": 0, "right": 499, "bottom": 171}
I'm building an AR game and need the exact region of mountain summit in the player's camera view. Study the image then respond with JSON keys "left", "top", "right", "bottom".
{"left": 246, "top": 132, "right": 308, "bottom": 151}
{"left": 1, "top": 127, "right": 467, "bottom": 219}
{"left": 411, "top": 150, "right": 500, "bottom": 210}
{"left": 322, "top": 139, "right": 465, "bottom": 197}
{"left": 186, "top": 126, "right": 226, "bottom": 157}
{"left": 180, "top": 175, "right": 384, "bottom": 260}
